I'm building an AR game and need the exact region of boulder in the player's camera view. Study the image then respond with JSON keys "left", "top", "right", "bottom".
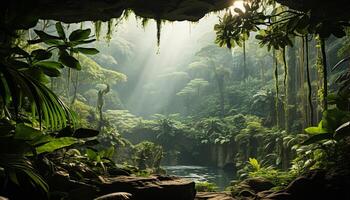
{"left": 49, "top": 171, "right": 98, "bottom": 200}
{"left": 230, "top": 177, "right": 274, "bottom": 198}
{"left": 286, "top": 170, "right": 326, "bottom": 195}
{"left": 259, "top": 169, "right": 350, "bottom": 200}
{"left": 195, "top": 192, "right": 236, "bottom": 200}
{"left": 98, "top": 175, "right": 195, "bottom": 200}
{"left": 241, "top": 177, "right": 275, "bottom": 193}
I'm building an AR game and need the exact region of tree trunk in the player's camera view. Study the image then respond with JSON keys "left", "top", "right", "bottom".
{"left": 285, "top": 39, "right": 297, "bottom": 133}
{"left": 320, "top": 38, "right": 328, "bottom": 111}
{"left": 242, "top": 41, "right": 247, "bottom": 80}
{"left": 214, "top": 71, "right": 225, "bottom": 118}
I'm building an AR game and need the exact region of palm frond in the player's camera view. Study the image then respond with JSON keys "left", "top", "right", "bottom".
{"left": 0, "top": 65, "right": 76, "bottom": 129}
{"left": 0, "top": 153, "right": 49, "bottom": 193}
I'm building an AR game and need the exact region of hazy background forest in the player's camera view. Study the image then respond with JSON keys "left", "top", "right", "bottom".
{"left": 28, "top": 5, "right": 347, "bottom": 189}
{"left": 2, "top": 0, "right": 350, "bottom": 199}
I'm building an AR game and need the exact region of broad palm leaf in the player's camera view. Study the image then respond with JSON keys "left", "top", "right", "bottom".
{"left": 0, "top": 64, "right": 76, "bottom": 129}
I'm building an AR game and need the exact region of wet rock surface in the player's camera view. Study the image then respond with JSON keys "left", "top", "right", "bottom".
{"left": 98, "top": 175, "right": 196, "bottom": 200}
{"left": 239, "top": 177, "right": 275, "bottom": 193}
{"left": 195, "top": 192, "right": 236, "bottom": 200}
{"left": 251, "top": 170, "right": 350, "bottom": 200}
{"left": 230, "top": 177, "right": 275, "bottom": 198}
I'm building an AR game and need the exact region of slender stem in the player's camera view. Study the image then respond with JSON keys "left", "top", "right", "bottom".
{"left": 320, "top": 38, "right": 328, "bottom": 110}
{"left": 268, "top": 10, "right": 301, "bottom": 18}
{"left": 67, "top": 68, "right": 71, "bottom": 101}
{"left": 70, "top": 71, "right": 79, "bottom": 105}
{"left": 305, "top": 36, "right": 314, "bottom": 125}
{"left": 267, "top": 16, "right": 299, "bottom": 25}
{"left": 273, "top": 50, "right": 279, "bottom": 129}
{"left": 243, "top": 40, "right": 247, "bottom": 79}
{"left": 300, "top": 37, "right": 306, "bottom": 127}
{"left": 282, "top": 47, "right": 288, "bottom": 131}
{"left": 282, "top": 47, "right": 287, "bottom": 93}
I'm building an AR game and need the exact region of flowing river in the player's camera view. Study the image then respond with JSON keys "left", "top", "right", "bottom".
{"left": 163, "top": 165, "right": 236, "bottom": 191}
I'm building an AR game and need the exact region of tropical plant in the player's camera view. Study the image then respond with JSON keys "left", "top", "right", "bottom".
{"left": 133, "top": 141, "right": 163, "bottom": 171}
{"left": 247, "top": 158, "right": 261, "bottom": 171}
{"left": 238, "top": 157, "right": 296, "bottom": 187}
{"left": 1, "top": 22, "right": 100, "bottom": 130}
{"left": 195, "top": 181, "right": 218, "bottom": 192}
{"left": 0, "top": 119, "right": 100, "bottom": 196}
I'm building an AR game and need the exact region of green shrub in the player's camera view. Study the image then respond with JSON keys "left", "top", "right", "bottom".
{"left": 195, "top": 181, "right": 219, "bottom": 192}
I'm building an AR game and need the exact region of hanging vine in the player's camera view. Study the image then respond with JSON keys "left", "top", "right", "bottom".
{"left": 94, "top": 20, "right": 102, "bottom": 40}
{"left": 156, "top": 19, "right": 162, "bottom": 52}
{"left": 106, "top": 19, "right": 114, "bottom": 42}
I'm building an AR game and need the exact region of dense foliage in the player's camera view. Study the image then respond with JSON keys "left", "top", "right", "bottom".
{"left": 1, "top": 0, "right": 350, "bottom": 199}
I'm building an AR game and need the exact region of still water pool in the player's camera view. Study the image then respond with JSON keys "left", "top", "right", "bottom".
{"left": 163, "top": 165, "right": 236, "bottom": 191}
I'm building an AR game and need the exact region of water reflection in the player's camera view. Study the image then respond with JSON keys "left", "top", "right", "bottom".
{"left": 163, "top": 165, "right": 236, "bottom": 190}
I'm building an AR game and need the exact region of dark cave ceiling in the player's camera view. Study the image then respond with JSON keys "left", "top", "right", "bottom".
{"left": 3, "top": 0, "right": 350, "bottom": 28}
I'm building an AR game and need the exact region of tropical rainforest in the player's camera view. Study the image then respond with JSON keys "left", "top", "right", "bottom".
{"left": 1, "top": 0, "right": 350, "bottom": 199}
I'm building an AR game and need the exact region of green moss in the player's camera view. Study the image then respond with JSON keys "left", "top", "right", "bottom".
{"left": 94, "top": 21, "right": 102, "bottom": 40}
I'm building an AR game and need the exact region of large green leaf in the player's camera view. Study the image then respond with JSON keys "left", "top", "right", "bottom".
{"left": 55, "top": 22, "right": 66, "bottom": 39}
{"left": 12, "top": 47, "right": 30, "bottom": 58}
{"left": 36, "top": 137, "right": 80, "bottom": 154}
{"left": 75, "top": 47, "right": 99, "bottom": 55}
{"left": 13, "top": 124, "right": 52, "bottom": 148}
{"left": 34, "top": 30, "right": 60, "bottom": 40}
{"left": 304, "top": 121, "right": 329, "bottom": 134}
{"left": 69, "top": 39, "right": 96, "bottom": 46}
{"left": 59, "top": 52, "right": 81, "bottom": 70}
{"left": 14, "top": 123, "right": 42, "bottom": 141}
{"left": 31, "top": 49, "right": 52, "bottom": 61}
{"left": 302, "top": 133, "right": 333, "bottom": 145}
{"left": 69, "top": 29, "right": 91, "bottom": 42}
{"left": 34, "top": 61, "right": 63, "bottom": 77}
{"left": 304, "top": 127, "right": 328, "bottom": 135}
{"left": 34, "top": 61, "right": 64, "bottom": 69}
{"left": 34, "top": 30, "right": 64, "bottom": 45}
